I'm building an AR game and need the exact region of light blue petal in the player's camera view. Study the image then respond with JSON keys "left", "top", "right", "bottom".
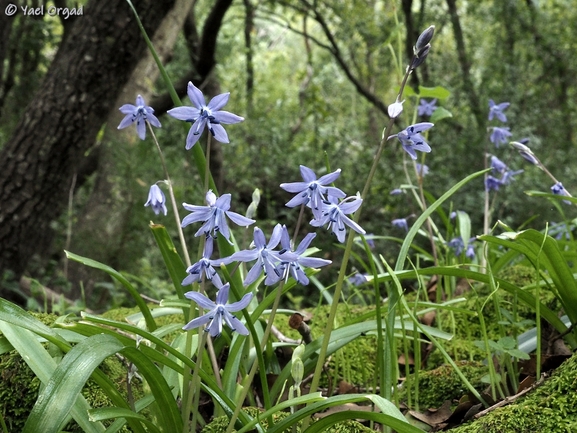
{"left": 223, "top": 313, "right": 249, "bottom": 335}
{"left": 184, "top": 291, "right": 217, "bottom": 310}
{"left": 208, "top": 92, "right": 230, "bottom": 111}
{"left": 226, "top": 292, "right": 253, "bottom": 312}
{"left": 212, "top": 110, "right": 244, "bottom": 124}
{"left": 216, "top": 284, "right": 230, "bottom": 305}
{"left": 317, "top": 169, "right": 341, "bottom": 185}
{"left": 182, "top": 313, "right": 212, "bottom": 331}
{"left": 210, "top": 123, "right": 230, "bottom": 143}
{"left": 299, "top": 166, "right": 317, "bottom": 182}
{"left": 187, "top": 82, "right": 206, "bottom": 107}
{"left": 226, "top": 211, "right": 256, "bottom": 227}
{"left": 280, "top": 181, "right": 309, "bottom": 193}
{"left": 167, "top": 106, "right": 199, "bottom": 121}
{"left": 243, "top": 263, "right": 263, "bottom": 286}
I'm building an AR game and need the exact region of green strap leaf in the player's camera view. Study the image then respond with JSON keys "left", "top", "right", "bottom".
{"left": 22, "top": 333, "right": 123, "bottom": 433}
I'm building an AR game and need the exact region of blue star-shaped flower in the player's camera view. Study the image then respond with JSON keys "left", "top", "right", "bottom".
{"left": 182, "top": 236, "right": 224, "bottom": 288}
{"left": 280, "top": 166, "right": 346, "bottom": 220}
{"left": 277, "top": 226, "right": 331, "bottom": 285}
{"left": 310, "top": 196, "right": 365, "bottom": 243}
{"left": 488, "top": 99, "right": 510, "bottom": 122}
{"left": 228, "top": 225, "right": 298, "bottom": 286}
{"left": 392, "top": 218, "right": 409, "bottom": 232}
{"left": 181, "top": 190, "right": 255, "bottom": 240}
{"left": 390, "top": 122, "right": 434, "bottom": 160}
{"left": 418, "top": 99, "right": 437, "bottom": 117}
{"left": 117, "top": 95, "right": 161, "bottom": 140}
{"left": 183, "top": 283, "right": 253, "bottom": 337}
{"left": 551, "top": 182, "right": 572, "bottom": 204}
{"left": 168, "top": 82, "right": 244, "bottom": 149}
{"left": 144, "top": 184, "right": 167, "bottom": 216}
{"left": 490, "top": 126, "right": 512, "bottom": 147}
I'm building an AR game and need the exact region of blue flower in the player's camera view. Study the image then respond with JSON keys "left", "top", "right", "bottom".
{"left": 485, "top": 175, "right": 504, "bottom": 192}
{"left": 310, "top": 196, "right": 365, "bottom": 243}
{"left": 490, "top": 126, "right": 512, "bottom": 147}
{"left": 488, "top": 99, "right": 510, "bottom": 122}
{"left": 228, "top": 225, "right": 297, "bottom": 286}
{"left": 144, "top": 184, "right": 167, "bottom": 216}
{"left": 348, "top": 273, "right": 368, "bottom": 286}
{"left": 448, "top": 236, "right": 476, "bottom": 259}
{"left": 183, "top": 283, "right": 253, "bottom": 337}
{"left": 447, "top": 237, "right": 465, "bottom": 255}
{"left": 278, "top": 226, "right": 331, "bottom": 285}
{"left": 167, "top": 82, "right": 244, "bottom": 149}
{"left": 551, "top": 182, "right": 572, "bottom": 204}
{"left": 490, "top": 155, "right": 508, "bottom": 174}
{"left": 418, "top": 99, "right": 437, "bottom": 117}
{"left": 392, "top": 218, "right": 409, "bottom": 232}
{"left": 182, "top": 190, "right": 255, "bottom": 240}
{"left": 501, "top": 169, "right": 523, "bottom": 185}
{"left": 182, "top": 236, "right": 224, "bottom": 288}
{"left": 390, "top": 188, "right": 404, "bottom": 195}
{"left": 118, "top": 95, "right": 161, "bottom": 140}
{"left": 415, "top": 163, "right": 429, "bottom": 176}
{"left": 390, "top": 122, "right": 434, "bottom": 160}
{"left": 280, "top": 166, "right": 346, "bottom": 220}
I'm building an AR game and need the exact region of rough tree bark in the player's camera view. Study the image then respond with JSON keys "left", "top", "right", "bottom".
{"left": 64, "top": 0, "right": 195, "bottom": 301}
{"left": 0, "top": 0, "right": 176, "bottom": 297}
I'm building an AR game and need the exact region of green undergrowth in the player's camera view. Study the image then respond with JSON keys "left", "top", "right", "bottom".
{"left": 0, "top": 313, "right": 141, "bottom": 432}
{"left": 448, "top": 351, "right": 577, "bottom": 433}
{"left": 398, "top": 361, "right": 487, "bottom": 410}
{"left": 202, "top": 406, "right": 373, "bottom": 433}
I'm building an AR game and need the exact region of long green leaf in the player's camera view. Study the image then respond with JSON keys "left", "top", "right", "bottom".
{"left": 396, "top": 168, "right": 489, "bottom": 271}
{"left": 88, "top": 408, "right": 161, "bottom": 433}
{"left": 304, "top": 411, "right": 424, "bottom": 433}
{"left": 266, "top": 394, "right": 424, "bottom": 433}
{"left": 23, "top": 334, "right": 124, "bottom": 433}
{"left": 65, "top": 250, "right": 156, "bottom": 331}
{"left": 0, "top": 322, "right": 105, "bottom": 433}
{"left": 0, "top": 299, "right": 146, "bottom": 433}
{"left": 150, "top": 223, "right": 187, "bottom": 301}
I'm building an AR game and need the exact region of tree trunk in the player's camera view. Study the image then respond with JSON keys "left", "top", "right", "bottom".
{"left": 65, "top": 0, "right": 194, "bottom": 302}
{"left": 0, "top": 0, "right": 176, "bottom": 296}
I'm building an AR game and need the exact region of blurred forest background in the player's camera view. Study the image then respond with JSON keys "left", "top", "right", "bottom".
{"left": 1, "top": 0, "right": 575, "bottom": 310}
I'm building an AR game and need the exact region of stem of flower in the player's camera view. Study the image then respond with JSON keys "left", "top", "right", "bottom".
{"left": 226, "top": 281, "right": 285, "bottom": 433}
{"left": 147, "top": 122, "right": 192, "bottom": 267}
{"left": 306, "top": 58, "right": 415, "bottom": 402}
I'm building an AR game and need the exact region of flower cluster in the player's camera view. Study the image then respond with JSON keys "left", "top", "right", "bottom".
{"left": 280, "top": 166, "right": 365, "bottom": 243}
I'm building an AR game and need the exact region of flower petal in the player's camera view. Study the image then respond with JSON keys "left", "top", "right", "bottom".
{"left": 184, "top": 291, "right": 216, "bottom": 310}
{"left": 207, "top": 92, "right": 230, "bottom": 111}
{"left": 212, "top": 110, "right": 244, "bottom": 124}
{"left": 187, "top": 82, "right": 206, "bottom": 107}
{"left": 182, "top": 313, "right": 212, "bottom": 331}
{"left": 226, "top": 292, "right": 254, "bottom": 312}
{"left": 167, "top": 106, "right": 200, "bottom": 121}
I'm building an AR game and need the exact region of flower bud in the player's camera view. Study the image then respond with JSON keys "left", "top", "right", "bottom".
{"left": 387, "top": 99, "right": 404, "bottom": 118}
{"left": 510, "top": 141, "right": 540, "bottom": 166}
{"left": 415, "top": 25, "right": 435, "bottom": 54}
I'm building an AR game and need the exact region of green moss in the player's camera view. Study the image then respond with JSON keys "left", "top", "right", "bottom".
{"left": 202, "top": 407, "right": 373, "bottom": 432}
{"left": 449, "top": 352, "right": 577, "bottom": 433}
{"left": 272, "top": 303, "right": 378, "bottom": 389}
{"left": 399, "top": 361, "right": 487, "bottom": 409}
